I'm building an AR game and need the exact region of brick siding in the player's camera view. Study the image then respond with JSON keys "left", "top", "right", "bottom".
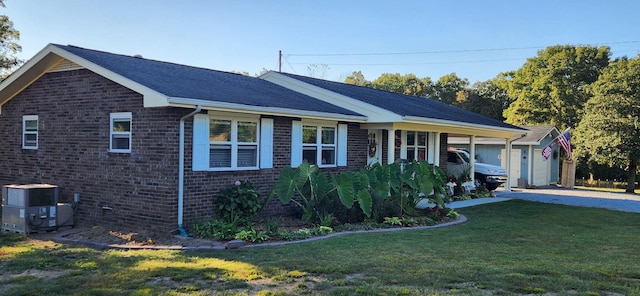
{"left": 0, "top": 68, "right": 450, "bottom": 235}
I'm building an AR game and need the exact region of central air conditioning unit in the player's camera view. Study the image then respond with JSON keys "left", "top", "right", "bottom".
{"left": 2, "top": 184, "right": 60, "bottom": 234}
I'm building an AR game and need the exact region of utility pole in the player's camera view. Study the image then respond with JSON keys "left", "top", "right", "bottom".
{"left": 278, "top": 50, "right": 282, "bottom": 72}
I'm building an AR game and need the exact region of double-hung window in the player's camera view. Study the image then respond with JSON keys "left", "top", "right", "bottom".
{"left": 110, "top": 112, "right": 132, "bottom": 153}
{"left": 302, "top": 124, "right": 336, "bottom": 166}
{"left": 292, "top": 120, "right": 347, "bottom": 168}
{"left": 192, "top": 113, "right": 273, "bottom": 171}
{"left": 209, "top": 118, "right": 259, "bottom": 169}
{"left": 22, "top": 115, "right": 38, "bottom": 149}
{"left": 406, "top": 131, "right": 428, "bottom": 161}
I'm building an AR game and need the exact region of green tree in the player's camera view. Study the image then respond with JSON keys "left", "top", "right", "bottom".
{"left": 344, "top": 71, "right": 369, "bottom": 86}
{"left": 456, "top": 73, "right": 513, "bottom": 121}
{"left": 575, "top": 57, "right": 640, "bottom": 193}
{"left": 370, "top": 73, "right": 433, "bottom": 97}
{"left": 0, "top": 0, "right": 20, "bottom": 78}
{"left": 503, "top": 45, "right": 610, "bottom": 129}
{"left": 432, "top": 73, "right": 469, "bottom": 105}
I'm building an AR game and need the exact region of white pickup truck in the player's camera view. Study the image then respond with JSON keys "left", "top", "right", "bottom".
{"left": 446, "top": 149, "right": 507, "bottom": 191}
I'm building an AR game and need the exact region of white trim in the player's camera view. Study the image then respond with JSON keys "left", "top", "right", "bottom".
{"left": 22, "top": 115, "right": 38, "bottom": 150}
{"left": 260, "top": 71, "right": 401, "bottom": 122}
{"left": 168, "top": 97, "right": 367, "bottom": 122}
{"left": 109, "top": 112, "right": 132, "bottom": 153}
{"left": 209, "top": 116, "right": 260, "bottom": 171}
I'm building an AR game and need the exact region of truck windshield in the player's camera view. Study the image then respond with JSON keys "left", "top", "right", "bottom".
{"left": 459, "top": 151, "right": 471, "bottom": 163}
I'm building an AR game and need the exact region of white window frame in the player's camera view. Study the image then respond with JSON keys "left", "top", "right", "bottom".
{"left": 291, "top": 120, "right": 347, "bottom": 168}
{"left": 109, "top": 112, "right": 132, "bottom": 153}
{"left": 301, "top": 121, "right": 339, "bottom": 168}
{"left": 22, "top": 115, "right": 38, "bottom": 150}
{"left": 208, "top": 115, "right": 260, "bottom": 171}
{"left": 405, "top": 131, "right": 429, "bottom": 161}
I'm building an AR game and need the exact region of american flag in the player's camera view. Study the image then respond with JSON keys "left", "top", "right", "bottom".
{"left": 542, "top": 145, "right": 552, "bottom": 161}
{"left": 556, "top": 128, "right": 571, "bottom": 160}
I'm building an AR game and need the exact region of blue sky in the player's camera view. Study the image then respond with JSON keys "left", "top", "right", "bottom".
{"left": 6, "top": 0, "right": 640, "bottom": 83}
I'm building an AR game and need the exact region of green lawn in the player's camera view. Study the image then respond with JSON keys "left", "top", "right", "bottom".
{"left": 2, "top": 199, "right": 640, "bottom": 295}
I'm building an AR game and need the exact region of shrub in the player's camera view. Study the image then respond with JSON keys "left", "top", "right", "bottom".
{"left": 217, "top": 180, "right": 264, "bottom": 225}
{"left": 235, "top": 229, "right": 269, "bottom": 243}
{"left": 192, "top": 218, "right": 241, "bottom": 241}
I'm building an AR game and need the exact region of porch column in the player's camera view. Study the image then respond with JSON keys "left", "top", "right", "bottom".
{"left": 469, "top": 135, "right": 476, "bottom": 182}
{"left": 387, "top": 129, "right": 396, "bottom": 164}
{"left": 504, "top": 138, "right": 512, "bottom": 191}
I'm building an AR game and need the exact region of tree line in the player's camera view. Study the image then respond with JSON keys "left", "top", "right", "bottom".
{"left": 344, "top": 45, "right": 640, "bottom": 193}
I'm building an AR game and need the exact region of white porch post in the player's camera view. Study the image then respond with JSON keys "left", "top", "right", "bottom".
{"left": 387, "top": 129, "right": 396, "bottom": 164}
{"left": 469, "top": 135, "right": 476, "bottom": 182}
{"left": 505, "top": 138, "right": 512, "bottom": 191}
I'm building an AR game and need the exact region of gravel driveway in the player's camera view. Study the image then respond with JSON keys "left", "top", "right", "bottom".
{"left": 494, "top": 187, "right": 640, "bottom": 213}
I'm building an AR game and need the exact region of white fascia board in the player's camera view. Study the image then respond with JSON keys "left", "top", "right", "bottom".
{"left": 448, "top": 137, "right": 541, "bottom": 145}
{"left": 259, "top": 71, "right": 401, "bottom": 122}
{"left": 47, "top": 45, "right": 169, "bottom": 107}
{"left": 401, "top": 116, "right": 528, "bottom": 138}
{"left": 0, "top": 44, "right": 63, "bottom": 112}
{"left": 167, "top": 97, "right": 368, "bottom": 122}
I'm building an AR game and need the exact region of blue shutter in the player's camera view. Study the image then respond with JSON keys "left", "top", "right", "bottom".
{"left": 291, "top": 121, "right": 302, "bottom": 167}
{"left": 337, "top": 123, "right": 348, "bottom": 166}
{"left": 260, "top": 118, "right": 273, "bottom": 168}
{"left": 192, "top": 114, "right": 209, "bottom": 171}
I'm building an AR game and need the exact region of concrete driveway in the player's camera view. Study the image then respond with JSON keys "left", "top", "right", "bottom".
{"left": 494, "top": 187, "right": 640, "bottom": 213}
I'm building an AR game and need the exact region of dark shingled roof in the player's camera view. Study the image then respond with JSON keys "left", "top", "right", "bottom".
{"left": 54, "top": 44, "right": 361, "bottom": 116}
{"left": 280, "top": 72, "right": 523, "bottom": 130}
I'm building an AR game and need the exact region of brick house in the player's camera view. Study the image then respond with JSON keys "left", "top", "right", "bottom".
{"left": 0, "top": 44, "right": 526, "bottom": 234}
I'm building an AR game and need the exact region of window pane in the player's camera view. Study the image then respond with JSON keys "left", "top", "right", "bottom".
{"left": 112, "top": 118, "right": 130, "bottom": 132}
{"left": 238, "top": 145, "right": 257, "bottom": 167}
{"left": 321, "top": 147, "right": 335, "bottom": 165}
{"left": 25, "top": 120, "right": 38, "bottom": 132}
{"left": 238, "top": 121, "right": 257, "bottom": 143}
{"left": 210, "top": 145, "right": 231, "bottom": 167}
{"left": 406, "top": 132, "right": 415, "bottom": 146}
{"left": 210, "top": 120, "right": 231, "bottom": 142}
{"left": 24, "top": 134, "right": 37, "bottom": 147}
{"left": 321, "top": 127, "right": 335, "bottom": 144}
{"left": 112, "top": 135, "right": 130, "bottom": 150}
{"left": 302, "top": 146, "right": 317, "bottom": 165}
{"left": 418, "top": 148, "right": 426, "bottom": 161}
{"left": 407, "top": 149, "right": 415, "bottom": 161}
{"left": 418, "top": 132, "right": 427, "bottom": 146}
{"left": 302, "top": 126, "right": 317, "bottom": 144}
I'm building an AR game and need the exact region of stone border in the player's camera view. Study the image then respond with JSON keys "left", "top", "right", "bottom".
{"left": 49, "top": 215, "right": 467, "bottom": 251}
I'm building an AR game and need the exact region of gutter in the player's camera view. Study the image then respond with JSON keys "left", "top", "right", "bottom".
{"left": 178, "top": 105, "right": 202, "bottom": 236}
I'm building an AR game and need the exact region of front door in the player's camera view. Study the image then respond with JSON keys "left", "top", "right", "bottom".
{"left": 367, "top": 130, "right": 382, "bottom": 166}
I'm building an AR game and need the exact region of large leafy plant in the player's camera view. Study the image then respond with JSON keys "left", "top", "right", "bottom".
{"left": 273, "top": 161, "right": 448, "bottom": 223}
{"left": 273, "top": 162, "right": 372, "bottom": 223}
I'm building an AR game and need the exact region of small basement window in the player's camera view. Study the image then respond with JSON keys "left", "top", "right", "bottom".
{"left": 110, "top": 112, "right": 132, "bottom": 153}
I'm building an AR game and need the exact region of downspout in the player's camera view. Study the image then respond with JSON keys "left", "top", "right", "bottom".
{"left": 178, "top": 105, "right": 202, "bottom": 236}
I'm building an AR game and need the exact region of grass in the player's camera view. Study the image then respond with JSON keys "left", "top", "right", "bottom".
{"left": 2, "top": 199, "right": 640, "bottom": 295}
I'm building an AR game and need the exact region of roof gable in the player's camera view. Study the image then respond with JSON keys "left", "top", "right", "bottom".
{"left": 0, "top": 44, "right": 364, "bottom": 120}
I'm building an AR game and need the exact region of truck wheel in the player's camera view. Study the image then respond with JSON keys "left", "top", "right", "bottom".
{"left": 474, "top": 174, "right": 487, "bottom": 188}
{"left": 485, "top": 183, "right": 499, "bottom": 191}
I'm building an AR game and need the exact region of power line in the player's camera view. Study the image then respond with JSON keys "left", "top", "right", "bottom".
{"left": 286, "top": 41, "right": 640, "bottom": 57}
{"left": 290, "top": 57, "right": 528, "bottom": 66}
